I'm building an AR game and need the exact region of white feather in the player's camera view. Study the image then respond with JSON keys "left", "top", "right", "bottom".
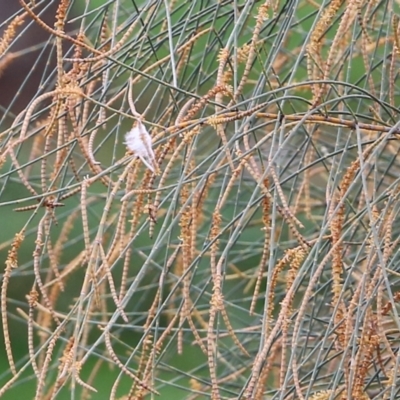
{"left": 125, "top": 121, "right": 157, "bottom": 173}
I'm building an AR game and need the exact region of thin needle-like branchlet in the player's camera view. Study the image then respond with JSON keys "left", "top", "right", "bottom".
{"left": 80, "top": 176, "right": 91, "bottom": 263}
{"left": 27, "top": 289, "right": 40, "bottom": 379}
{"left": 104, "top": 329, "right": 158, "bottom": 395}
{"left": 249, "top": 178, "right": 270, "bottom": 315}
{"left": 1, "top": 231, "right": 25, "bottom": 376}
{"left": 33, "top": 216, "right": 62, "bottom": 326}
